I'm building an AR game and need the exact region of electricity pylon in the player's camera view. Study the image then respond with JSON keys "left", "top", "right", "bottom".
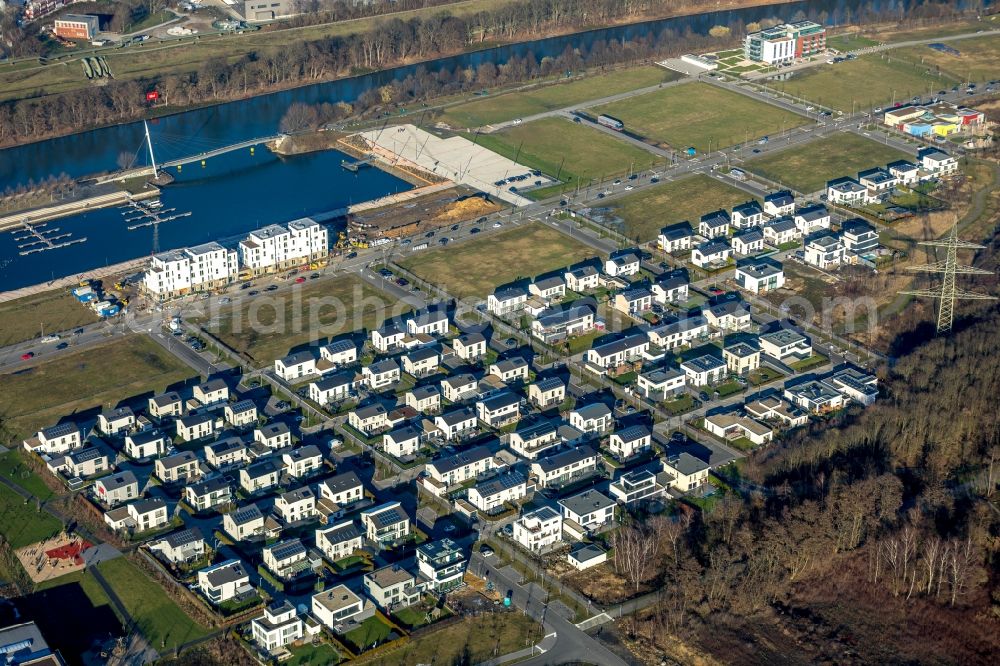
{"left": 900, "top": 224, "right": 995, "bottom": 334}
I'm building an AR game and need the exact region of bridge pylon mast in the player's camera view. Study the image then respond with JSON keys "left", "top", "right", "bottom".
{"left": 144, "top": 120, "right": 158, "bottom": 180}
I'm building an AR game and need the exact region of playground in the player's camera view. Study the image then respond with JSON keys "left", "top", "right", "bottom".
{"left": 16, "top": 533, "right": 94, "bottom": 583}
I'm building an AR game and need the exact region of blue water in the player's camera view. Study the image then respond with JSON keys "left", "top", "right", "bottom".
{"left": 0, "top": 148, "right": 411, "bottom": 290}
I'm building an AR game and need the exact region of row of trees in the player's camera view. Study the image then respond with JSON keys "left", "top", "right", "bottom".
{"left": 0, "top": 0, "right": 978, "bottom": 146}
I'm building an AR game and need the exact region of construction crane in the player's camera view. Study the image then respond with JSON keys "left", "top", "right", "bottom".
{"left": 900, "top": 224, "right": 996, "bottom": 334}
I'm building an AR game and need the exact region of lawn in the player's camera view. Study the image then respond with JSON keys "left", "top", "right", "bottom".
{"left": 96, "top": 557, "right": 210, "bottom": 651}
{"left": 714, "top": 380, "right": 744, "bottom": 397}
{"left": 438, "top": 66, "right": 677, "bottom": 128}
{"left": 0, "top": 449, "right": 57, "bottom": 501}
{"left": 0, "top": 335, "right": 194, "bottom": 444}
{"left": 0, "top": 483, "right": 62, "bottom": 549}
{"left": 775, "top": 54, "right": 960, "bottom": 112}
{"left": 743, "top": 133, "right": 911, "bottom": 194}
{"left": 343, "top": 615, "right": 395, "bottom": 652}
{"left": 366, "top": 613, "right": 542, "bottom": 666}
{"left": 893, "top": 35, "right": 1000, "bottom": 83}
{"left": 0, "top": 290, "right": 98, "bottom": 347}
{"left": 748, "top": 366, "right": 784, "bottom": 386}
{"left": 662, "top": 393, "right": 696, "bottom": 415}
{"left": 606, "top": 173, "right": 753, "bottom": 242}
{"left": 790, "top": 353, "right": 829, "bottom": 372}
{"left": 826, "top": 33, "right": 881, "bottom": 52}
{"left": 591, "top": 83, "right": 810, "bottom": 153}
{"left": 398, "top": 222, "right": 597, "bottom": 298}
{"left": 198, "top": 276, "right": 399, "bottom": 365}
{"left": 287, "top": 642, "right": 342, "bottom": 665}
{"left": 473, "top": 117, "right": 660, "bottom": 194}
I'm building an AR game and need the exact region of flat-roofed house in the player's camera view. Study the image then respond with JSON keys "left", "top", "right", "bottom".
{"left": 364, "top": 565, "right": 420, "bottom": 610}
{"left": 251, "top": 601, "right": 304, "bottom": 653}
{"left": 513, "top": 506, "right": 562, "bottom": 552}
{"left": 312, "top": 585, "right": 367, "bottom": 630}
{"left": 559, "top": 489, "right": 616, "bottom": 538}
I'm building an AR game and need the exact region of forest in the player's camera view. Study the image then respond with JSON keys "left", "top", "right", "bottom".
{"left": 606, "top": 230, "right": 1000, "bottom": 663}
{"left": 0, "top": 0, "right": 976, "bottom": 147}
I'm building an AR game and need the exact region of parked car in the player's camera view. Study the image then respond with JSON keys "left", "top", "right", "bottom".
{"left": 396, "top": 278, "right": 409, "bottom": 287}
{"left": 265, "top": 285, "right": 278, "bottom": 291}
{"left": 294, "top": 276, "right": 306, "bottom": 283}
{"left": 21, "top": 352, "right": 34, "bottom": 360}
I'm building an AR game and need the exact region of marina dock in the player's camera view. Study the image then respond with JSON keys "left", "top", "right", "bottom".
{"left": 0, "top": 187, "right": 161, "bottom": 232}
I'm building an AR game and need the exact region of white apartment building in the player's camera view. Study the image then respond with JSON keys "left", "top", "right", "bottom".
{"left": 143, "top": 243, "right": 238, "bottom": 299}
{"left": 239, "top": 218, "right": 328, "bottom": 275}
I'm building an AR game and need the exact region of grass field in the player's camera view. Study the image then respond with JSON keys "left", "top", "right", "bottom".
{"left": 398, "top": 222, "right": 597, "bottom": 298}
{"left": 199, "top": 276, "right": 400, "bottom": 365}
{"left": 438, "top": 66, "right": 677, "bottom": 128}
{"left": 0, "top": 484, "right": 62, "bottom": 549}
{"left": 287, "top": 643, "right": 342, "bottom": 665}
{"left": 366, "top": 613, "right": 542, "bottom": 666}
{"left": 893, "top": 35, "right": 1000, "bottom": 83}
{"left": 343, "top": 615, "right": 394, "bottom": 652}
{"left": 473, "top": 117, "right": 660, "bottom": 196}
{"left": 0, "top": 290, "right": 98, "bottom": 347}
{"left": 743, "top": 133, "right": 911, "bottom": 193}
{"left": 775, "top": 55, "right": 961, "bottom": 112}
{"left": 591, "top": 83, "right": 810, "bottom": 153}
{"left": 0, "top": 0, "right": 522, "bottom": 103}
{"left": 826, "top": 33, "right": 881, "bottom": 52}
{"left": 96, "top": 557, "right": 209, "bottom": 651}
{"left": 0, "top": 449, "right": 57, "bottom": 501}
{"left": 0, "top": 335, "right": 193, "bottom": 443}
{"left": 606, "top": 174, "right": 753, "bottom": 242}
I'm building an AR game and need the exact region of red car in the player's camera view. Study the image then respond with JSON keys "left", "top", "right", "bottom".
{"left": 294, "top": 276, "right": 306, "bottom": 284}
{"left": 21, "top": 352, "right": 34, "bottom": 360}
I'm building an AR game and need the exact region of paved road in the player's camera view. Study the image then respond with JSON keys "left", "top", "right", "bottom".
{"left": 469, "top": 552, "right": 630, "bottom": 666}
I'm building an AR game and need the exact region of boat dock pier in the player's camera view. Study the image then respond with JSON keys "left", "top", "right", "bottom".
{"left": 341, "top": 156, "right": 374, "bottom": 172}
{"left": 14, "top": 221, "right": 87, "bottom": 256}
{"left": 0, "top": 187, "right": 161, "bottom": 232}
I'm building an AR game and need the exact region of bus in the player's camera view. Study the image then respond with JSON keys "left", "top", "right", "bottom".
{"left": 597, "top": 114, "right": 625, "bottom": 131}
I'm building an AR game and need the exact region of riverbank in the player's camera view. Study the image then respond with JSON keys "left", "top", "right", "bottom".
{"left": 0, "top": 0, "right": 805, "bottom": 150}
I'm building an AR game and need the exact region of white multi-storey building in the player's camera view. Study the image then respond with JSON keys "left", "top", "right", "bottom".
{"left": 239, "top": 218, "right": 328, "bottom": 275}
{"left": 143, "top": 243, "right": 239, "bottom": 299}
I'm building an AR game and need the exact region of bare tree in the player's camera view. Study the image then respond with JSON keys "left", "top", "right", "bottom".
{"left": 611, "top": 519, "right": 661, "bottom": 592}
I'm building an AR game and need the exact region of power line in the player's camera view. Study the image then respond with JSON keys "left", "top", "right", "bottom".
{"left": 900, "top": 224, "right": 995, "bottom": 334}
